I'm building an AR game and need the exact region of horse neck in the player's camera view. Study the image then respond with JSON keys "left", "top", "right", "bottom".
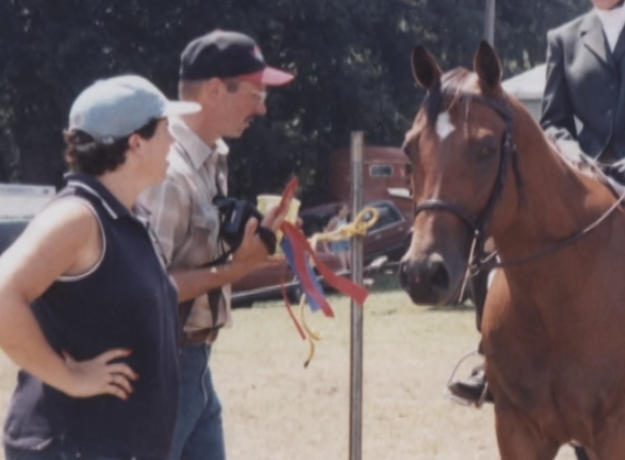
{"left": 490, "top": 103, "right": 615, "bottom": 267}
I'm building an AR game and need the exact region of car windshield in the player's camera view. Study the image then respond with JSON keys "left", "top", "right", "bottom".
{"left": 369, "top": 203, "right": 401, "bottom": 231}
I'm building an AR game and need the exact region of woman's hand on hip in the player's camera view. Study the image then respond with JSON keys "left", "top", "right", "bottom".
{"left": 62, "top": 348, "right": 139, "bottom": 400}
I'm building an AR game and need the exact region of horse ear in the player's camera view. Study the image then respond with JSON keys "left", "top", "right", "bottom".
{"left": 411, "top": 45, "right": 442, "bottom": 90}
{"left": 473, "top": 40, "right": 502, "bottom": 88}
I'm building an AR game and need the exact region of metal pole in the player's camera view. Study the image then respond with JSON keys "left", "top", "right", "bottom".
{"left": 484, "top": 0, "right": 496, "bottom": 46}
{"left": 349, "top": 132, "right": 364, "bottom": 460}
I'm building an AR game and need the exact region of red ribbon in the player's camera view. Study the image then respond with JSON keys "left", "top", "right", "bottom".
{"left": 281, "top": 222, "right": 369, "bottom": 309}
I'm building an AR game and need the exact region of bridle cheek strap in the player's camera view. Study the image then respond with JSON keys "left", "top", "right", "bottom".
{"left": 412, "top": 94, "right": 516, "bottom": 282}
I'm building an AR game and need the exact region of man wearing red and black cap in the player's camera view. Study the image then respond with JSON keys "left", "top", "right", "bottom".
{"left": 180, "top": 30, "right": 294, "bottom": 85}
{"left": 140, "top": 30, "right": 295, "bottom": 460}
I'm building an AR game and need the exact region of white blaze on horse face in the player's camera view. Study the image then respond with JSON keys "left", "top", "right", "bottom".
{"left": 435, "top": 111, "right": 456, "bottom": 141}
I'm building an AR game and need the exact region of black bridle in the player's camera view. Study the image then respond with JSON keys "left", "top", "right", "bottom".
{"left": 413, "top": 94, "right": 516, "bottom": 276}
{"left": 411, "top": 92, "right": 625, "bottom": 280}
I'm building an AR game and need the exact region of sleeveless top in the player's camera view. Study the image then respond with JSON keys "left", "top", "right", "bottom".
{"left": 3, "top": 173, "right": 179, "bottom": 460}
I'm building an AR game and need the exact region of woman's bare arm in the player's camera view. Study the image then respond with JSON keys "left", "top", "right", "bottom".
{"left": 0, "top": 199, "right": 137, "bottom": 399}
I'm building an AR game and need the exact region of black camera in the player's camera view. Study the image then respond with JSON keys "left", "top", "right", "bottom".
{"left": 212, "top": 194, "right": 277, "bottom": 255}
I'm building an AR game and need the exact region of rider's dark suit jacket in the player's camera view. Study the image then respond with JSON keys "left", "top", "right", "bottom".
{"left": 540, "top": 9, "right": 625, "bottom": 163}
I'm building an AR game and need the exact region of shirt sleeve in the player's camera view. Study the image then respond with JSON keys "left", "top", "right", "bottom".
{"left": 139, "top": 176, "right": 190, "bottom": 267}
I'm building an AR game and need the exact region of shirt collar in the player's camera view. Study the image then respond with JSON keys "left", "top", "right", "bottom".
{"left": 595, "top": 5, "right": 625, "bottom": 29}
{"left": 169, "top": 117, "right": 229, "bottom": 171}
{"left": 64, "top": 172, "right": 138, "bottom": 220}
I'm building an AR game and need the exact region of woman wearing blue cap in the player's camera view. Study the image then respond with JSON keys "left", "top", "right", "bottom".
{"left": 0, "top": 75, "right": 200, "bottom": 460}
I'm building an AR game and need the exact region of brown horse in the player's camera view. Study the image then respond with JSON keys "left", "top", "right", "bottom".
{"left": 399, "top": 41, "right": 625, "bottom": 460}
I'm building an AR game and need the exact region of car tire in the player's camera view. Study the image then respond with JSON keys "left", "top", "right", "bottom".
{"left": 286, "top": 283, "right": 303, "bottom": 304}
{"left": 232, "top": 300, "right": 254, "bottom": 309}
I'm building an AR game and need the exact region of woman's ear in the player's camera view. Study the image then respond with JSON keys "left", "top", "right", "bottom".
{"left": 127, "top": 133, "right": 143, "bottom": 153}
{"left": 125, "top": 133, "right": 152, "bottom": 167}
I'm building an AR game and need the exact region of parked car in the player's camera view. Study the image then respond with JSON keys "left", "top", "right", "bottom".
{"left": 299, "top": 199, "right": 412, "bottom": 264}
{"left": 0, "top": 183, "right": 55, "bottom": 255}
{"left": 0, "top": 220, "right": 29, "bottom": 254}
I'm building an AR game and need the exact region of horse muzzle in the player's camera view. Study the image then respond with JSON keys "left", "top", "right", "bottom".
{"left": 398, "top": 252, "right": 463, "bottom": 306}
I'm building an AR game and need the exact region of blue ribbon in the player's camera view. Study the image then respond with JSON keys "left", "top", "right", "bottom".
{"left": 280, "top": 236, "right": 325, "bottom": 312}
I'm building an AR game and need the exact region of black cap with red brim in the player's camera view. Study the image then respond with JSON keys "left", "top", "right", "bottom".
{"left": 180, "top": 30, "right": 295, "bottom": 86}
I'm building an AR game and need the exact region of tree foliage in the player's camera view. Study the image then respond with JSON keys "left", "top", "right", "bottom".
{"left": 0, "top": 0, "right": 589, "bottom": 204}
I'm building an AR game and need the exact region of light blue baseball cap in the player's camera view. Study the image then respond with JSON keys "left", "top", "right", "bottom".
{"left": 68, "top": 75, "right": 201, "bottom": 144}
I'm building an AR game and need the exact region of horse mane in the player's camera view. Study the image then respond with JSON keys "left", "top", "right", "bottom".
{"left": 422, "top": 68, "right": 473, "bottom": 126}
{"left": 506, "top": 91, "right": 623, "bottom": 204}
{"left": 549, "top": 138, "right": 600, "bottom": 177}
{"left": 421, "top": 67, "right": 606, "bottom": 186}
{"left": 544, "top": 136, "right": 625, "bottom": 203}
{"left": 505, "top": 95, "right": 603, "bottom": 182}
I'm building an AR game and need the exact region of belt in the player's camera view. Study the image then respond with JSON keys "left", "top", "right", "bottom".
{"left": 180, "top": 328, "right": 219, "bottom": 346}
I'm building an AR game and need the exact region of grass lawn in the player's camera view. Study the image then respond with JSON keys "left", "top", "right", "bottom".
{"left": 212, "top": 285, "right": 577, "bottom": 460}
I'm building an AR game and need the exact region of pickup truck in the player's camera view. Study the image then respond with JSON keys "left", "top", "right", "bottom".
{"left": 299, "top": 199, "right": 412, "bottom": 264}
{"left": 0, "top": 183, "right": 55, "bottom": 254}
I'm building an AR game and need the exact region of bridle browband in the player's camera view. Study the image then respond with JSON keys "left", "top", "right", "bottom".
{"left": 412, "top": 91, "right": 625, "bottom": 285}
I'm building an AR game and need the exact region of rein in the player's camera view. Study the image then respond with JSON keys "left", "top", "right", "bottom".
{"left": 412, "top": 92, "right": 625, "bottom": 283}
{"left": 488, "top": 191, "right": 625, "bottom": 269}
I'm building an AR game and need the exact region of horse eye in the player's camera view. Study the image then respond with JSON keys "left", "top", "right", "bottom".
{"left": 474, "top": 143, "right": 498, "bottom": 160}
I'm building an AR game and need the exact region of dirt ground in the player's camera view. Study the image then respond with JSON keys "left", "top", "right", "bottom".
{"left": 0, "top": 287, "right": 578, "bottom": 460}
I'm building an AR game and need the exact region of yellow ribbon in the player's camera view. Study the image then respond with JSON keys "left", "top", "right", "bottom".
{"left": 300, "top": 207, "right": 379, "bottom": 366}
{"left": 300, "top": 294, "right": 322, "bottom": 367}
{"left": 308, "top": 206, "right": 379, "bottom": 252}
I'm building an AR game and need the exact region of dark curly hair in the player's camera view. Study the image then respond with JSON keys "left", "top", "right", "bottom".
{"left": 64, "top": 118, "right": 160, "bottom": 176}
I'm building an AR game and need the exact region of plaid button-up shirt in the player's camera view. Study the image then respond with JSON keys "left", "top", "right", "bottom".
{"left": 139, "top": 117, "right": 232, "bottom": 335}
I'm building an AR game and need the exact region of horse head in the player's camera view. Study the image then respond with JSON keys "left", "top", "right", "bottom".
{"left": 399, "top": 41, "right": 517, "bottom": 306}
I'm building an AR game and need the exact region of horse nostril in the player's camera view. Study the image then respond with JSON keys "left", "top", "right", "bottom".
{"left": 398, "top": 256, "right": 455, "bottom": 305}
{"left": 430, "top": 261, "right": 450, "bottom": 290}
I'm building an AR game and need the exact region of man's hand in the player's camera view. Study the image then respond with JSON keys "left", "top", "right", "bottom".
{"left": 232, "top": 179, "right": 296, "bottom": 269}
{"left": 231, "top": 218, "right": 272, "bottom": 267}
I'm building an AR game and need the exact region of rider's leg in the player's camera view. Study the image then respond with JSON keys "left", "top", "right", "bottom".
{"left": 446, "top": 264, "right": 492, "bottom": 405}
{"left": 470, "top": 264, "right": 489, "bottom": 332}
{"left": 573, "top": 446, "right": 592, "bottom": 460}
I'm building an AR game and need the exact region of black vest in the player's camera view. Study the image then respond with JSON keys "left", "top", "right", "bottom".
{"left": 4, "top": 174, "right": 179, "bottom": 460}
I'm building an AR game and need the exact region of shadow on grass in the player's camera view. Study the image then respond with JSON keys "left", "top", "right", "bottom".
{"left": 424, "top": 302, "right": 476, "bottom": 313}
{"left": 367, "top": 268, "right": 477, "bottom": 314}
